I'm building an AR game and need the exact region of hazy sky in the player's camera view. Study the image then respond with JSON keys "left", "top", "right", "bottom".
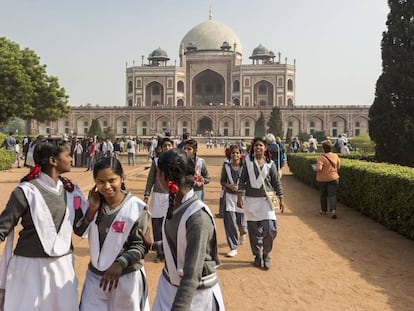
{"left": 0, "top": 0, "right": 389, "bottom": 107}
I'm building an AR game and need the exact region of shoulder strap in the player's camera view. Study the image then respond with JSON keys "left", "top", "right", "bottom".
{"left": 322, "top": 154, "right": 336, "bottom": 169}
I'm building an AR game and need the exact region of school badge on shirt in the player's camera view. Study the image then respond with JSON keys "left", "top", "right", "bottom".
{"left": 112, "top": 221, "right": 126, "bottom": 233}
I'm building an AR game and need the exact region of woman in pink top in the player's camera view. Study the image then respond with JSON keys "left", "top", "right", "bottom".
{"left": 314, "top": 140, "right": 340, "bottom": 219}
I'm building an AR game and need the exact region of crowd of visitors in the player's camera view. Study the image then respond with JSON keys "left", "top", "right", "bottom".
{"left": 0, "top": 131, "right": 351, "bottom": 310}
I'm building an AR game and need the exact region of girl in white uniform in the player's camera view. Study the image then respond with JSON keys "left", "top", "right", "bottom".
{"left": 0, "top": 138, "right": 88, "bottom": 311}
{"left": 183, "top": 139, "right": 210, "bottom": 201}
{"left": 141, "top": 148, "right": 225, "bottom": 310}
{"left": 75, "top": 157, "right": 150, "bottom": 311}
{"left": 220, "top": 145, "right": 247, "bottom": 257}
{"left": 237, "top": 137, "right": 285, "bottom": 270}
{"left": 143, "top": 137, "right": 174, "bottom": 263}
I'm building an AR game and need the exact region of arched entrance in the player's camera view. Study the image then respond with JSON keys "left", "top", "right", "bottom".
{"left": 198, "top": 117, "right": 213, "bottom": 135}
{"left": 192, "top": 69, "right": 225, "bottom": 107}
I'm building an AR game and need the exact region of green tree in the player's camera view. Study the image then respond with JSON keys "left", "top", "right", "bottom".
{"left": 88, "top": 119, "right": 103, "bottom": 137}
{"left": 314, "top": 130, "right": 326, "bottom": 143}
{"left": 0, "top": 37, "right": 69, "bottom": 124}
{"left": 0, "top": 118, "right": 25, "bottom": 134}
{"left": 298, "top": 132, "right": 310, "bottom": 143}
{"left": 103, "top": 127, "right": 115, "bottom": 140}
{"left": 254, "top": 112, "right": 266, "bottom": 137}
{"left": 267, "top": 107, "right": 283, "bottom": 138}
{"left": 368, "top": 1, "right": 414, "bottom": 166}
{"left": 285, "top": 128, "right": 293, "bottom": 144}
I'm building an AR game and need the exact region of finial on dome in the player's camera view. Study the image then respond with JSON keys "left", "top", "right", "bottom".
{"left": 209, "top": 6, "right": 212, "bottom": 20}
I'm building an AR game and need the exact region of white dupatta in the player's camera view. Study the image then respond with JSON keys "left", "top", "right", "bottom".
{"left": 88, "top": 196, "right": 145, "bottom": 271}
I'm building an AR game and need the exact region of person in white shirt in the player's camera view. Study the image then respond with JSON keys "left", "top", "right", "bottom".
{"left": 73, "top": 140, "right": 84, "bottom": 167}
{"left": 126, "top": 138, "right": 136, "bottom": 166}
{"left": 340, "top": 142, "right": 350, "bottom": 154}
{"left": 308, "top": 135, "right": 318, "bottom": 151}
{"left": 14, "top": 141, "right": 21, "bottom": 168}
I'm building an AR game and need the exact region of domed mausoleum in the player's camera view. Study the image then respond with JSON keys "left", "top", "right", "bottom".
{"left": 32, "top": 12, "right": 369, "bottom": 139}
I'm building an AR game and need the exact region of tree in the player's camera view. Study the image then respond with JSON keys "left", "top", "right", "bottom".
{"left": 285, "top": 128, "right": 293, "bottom": 144}
{"left": 314, "top": 130, "right": 326, "bottom": 143}
{"left": 254, "top": 112, "right": 266, "bottom": 138}
{"left": 368, "top": 1, "right": 414, "bottom": 166}
{"left": 88, "top": 119, "right": 103, "bottom": 137}
{"left": 0, "top": 37, "right": 69, "bottom": 124}
{"left": 267, "top": 107, "right": 283, "bottom": 138}
{"left": 0, "top": 118, "right": 25, "bottom": 134}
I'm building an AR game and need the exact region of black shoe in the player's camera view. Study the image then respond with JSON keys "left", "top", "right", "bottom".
{"left": 263, "top": 256, "right": 271, "bottom": 270}
{"left": 85, "top": 169, "right": 90, "bottom": 172}
{"left": 332, "top": 214, "right": 337, "bottom": 219}
{"left": 253, "top": 255, "right": 261, "bottom": 267}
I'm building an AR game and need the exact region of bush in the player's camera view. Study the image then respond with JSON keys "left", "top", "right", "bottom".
{"left": 0, "top": 149, "right": 16, "bottom": 170}
{"left": 350, "top": 133, "right": 375, "bottom": 153}
{"left": 287, "top": 153, "right": 414, "bottom": 240}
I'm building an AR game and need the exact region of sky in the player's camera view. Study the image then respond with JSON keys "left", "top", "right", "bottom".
{"left": 0, "top": 0, "right": 389, "bottom": 107}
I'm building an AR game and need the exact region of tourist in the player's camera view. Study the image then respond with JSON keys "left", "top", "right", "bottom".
{"left": 313, "top": 140, "right": 340, "bottom": 219}
{"left": 126, "top": 137, "right": 136, "bottom": 166}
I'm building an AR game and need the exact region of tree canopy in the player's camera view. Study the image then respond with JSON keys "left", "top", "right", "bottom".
{"left": 0, "top": 37, "right": 69, "bottom": 124}
{"left": 88, "top": 119, "right": 103, "bottom": 137}
{"left": 267, "top": 107, "right": 283, "bottom": 138}
{"left": 254, "top": 112, "right": 266, "bottom": 138}
{"left": 368, "top": 0, "right": 414, "bottom": 166}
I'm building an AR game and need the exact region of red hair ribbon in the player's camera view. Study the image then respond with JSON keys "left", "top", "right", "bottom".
{"left": 27, "top": 164, "right": 41, "bottom": 181}
{"left": 168, "top": 181, "right": 178, "bottom": 194}
{"left": 60, "top": 176, "right": 75, "bottom": 193}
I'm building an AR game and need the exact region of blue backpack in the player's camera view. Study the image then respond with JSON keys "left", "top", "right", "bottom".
{"left": 267, "top": 142, "right": 285, "bottom": 169}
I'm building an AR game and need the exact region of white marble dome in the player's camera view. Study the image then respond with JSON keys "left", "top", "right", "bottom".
{"left": 180, "top": 19, "right": 243, "bottom": 55}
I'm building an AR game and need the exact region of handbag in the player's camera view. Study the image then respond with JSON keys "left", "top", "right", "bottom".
{"left": 253, "top": 159, "right": 279, "bottom": 211}
{"left": 265, "top": 191, "right": 279, "bottom": 211}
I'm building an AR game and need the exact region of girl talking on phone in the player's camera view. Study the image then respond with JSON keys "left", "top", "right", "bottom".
{"left": 74, "top": 157, "right": 150, "bottom": 311}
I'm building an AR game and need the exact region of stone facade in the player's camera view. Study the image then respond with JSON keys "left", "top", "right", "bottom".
{"left": 29, "top": 16, "right": 369, "bottom": 139}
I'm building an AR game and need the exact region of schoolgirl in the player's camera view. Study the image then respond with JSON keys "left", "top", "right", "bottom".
{"left": 75, "top": 157, "right": 150, "bottom": 311}
{"left": 143, "top": 148, "right": 225, "bottom": 310}
{"left": 237, "top": 137, "right": 285, "bottom": 270}
{"left": 0, "top": 138, "right": 88, "bottom": 311}
{"left": 143, "top": 137, "right": 174, "bottom": 262}
{"left": 183, "top": 139, "right": 210, "bottom": 201}
{"left": 220, "top": 145, "right": 247, "bottom": 257}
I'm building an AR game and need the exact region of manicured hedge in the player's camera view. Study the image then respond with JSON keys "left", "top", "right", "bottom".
{"left": 287, "top": 153, "right": 414, "bottom": 240}
{"left": 0, "top": 149, "right": 16, "bottom": 170}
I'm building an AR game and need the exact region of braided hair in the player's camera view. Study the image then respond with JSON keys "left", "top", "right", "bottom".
{"left": 158, "top": 149, "right": 195, "bottom": 219}
{"left": 20, "top": 138, "right": 75, "bottom": 192}
{"left": 249, "top": 137, "right": 272, "bottom": 163}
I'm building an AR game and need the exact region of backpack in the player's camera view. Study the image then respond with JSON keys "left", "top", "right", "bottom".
{"left": 267, "top": 143, "right": 285, "bottom": 169}
{"left": 127, "top": 141, "right": 132, "bottom": 149}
